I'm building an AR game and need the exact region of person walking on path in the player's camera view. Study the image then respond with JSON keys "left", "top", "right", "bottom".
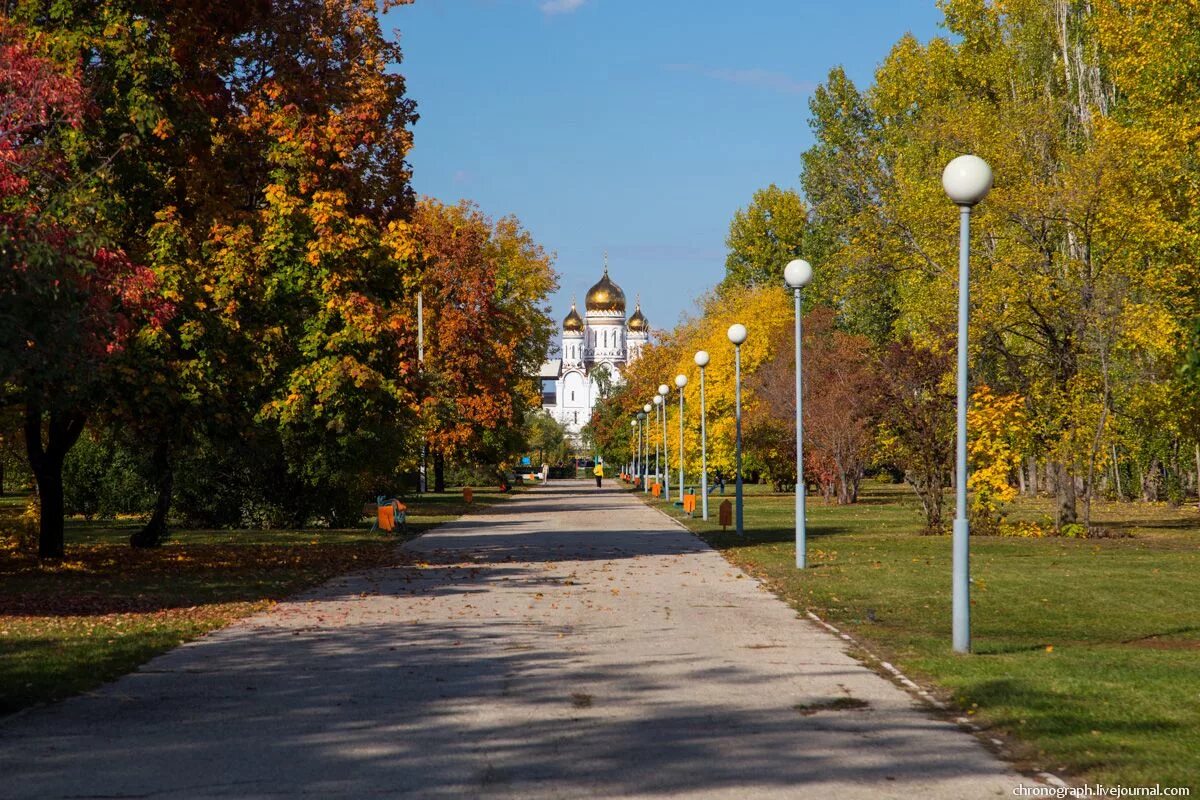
{"left": 593, "top": 461, "right": 604, "bottom": 488}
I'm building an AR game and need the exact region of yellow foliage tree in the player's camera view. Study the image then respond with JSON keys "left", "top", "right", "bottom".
{"left": 967, "top": 386, "right": 1029, "bottom": 531}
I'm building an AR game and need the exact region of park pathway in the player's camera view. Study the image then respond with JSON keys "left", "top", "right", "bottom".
{"left": 1, "top": 481, "right": 1025, "bottom": 799}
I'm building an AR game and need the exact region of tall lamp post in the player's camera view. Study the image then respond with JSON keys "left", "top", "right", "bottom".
{"left": 642, "top": 405, "right": 652, "bottom": 493}
{"left": 630, "top": 418, "right": 638, "bottom": 481}
{"left": 658, "top": 384, "right": 671, "bottom": 502}
{"left": 943, "top": 154, "right": 992, "bottom": 654}
{"left": 728, "top": 323, "right": 747, "bottom": 536}
{"left": 785, "top": 259, "right": 814, "bottom": 569}
{"left": 652, "top": 395, "right": 663, "bottom": 489}
{"left": 695, "top": 351, "right": 710, "bottom": 520}
{"left": 675, "top": 374, "right": 687, "bottom": 503}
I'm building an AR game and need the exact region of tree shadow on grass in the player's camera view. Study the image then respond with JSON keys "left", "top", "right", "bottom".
{"left": 956, "top": 677, "right": 1182, "bottom": 776}
{"left": 700, "top": 524, "right": 866, "bottom": 551}
{"left": 974, "top": 626, "right": 1200, "bottom": 656}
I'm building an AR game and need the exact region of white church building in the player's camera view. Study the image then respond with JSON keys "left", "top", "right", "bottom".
{"left": 539, "top": 259, "right": 650, "bottom": 438}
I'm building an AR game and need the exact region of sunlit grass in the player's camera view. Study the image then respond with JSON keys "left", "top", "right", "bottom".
{"left": 639, "top": 480, "right": 1200, "bottom": 789}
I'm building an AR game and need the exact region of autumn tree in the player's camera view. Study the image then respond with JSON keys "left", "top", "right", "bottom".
{"left": 412, "top": 199, "right": 556, "bottom": 490}
{"left": 723, "top": 184, "right": 810, "bottom": 291}
{"left": 7, "top": 0, "right": 426, "bottom": 537}
{"left": 875, "top": 340, "right": 955, "bottom": 532}
{"left": 749, "top": 308, "right": 876, "bottom": 503}
{"left": 791, "top": 0, "right": 1200, "bottom": 531}
{"left": 0, "top": 21, "right": 169, "bottom": 557}
{"left": 590, "top": 285, "right": 790, "bottom": 485}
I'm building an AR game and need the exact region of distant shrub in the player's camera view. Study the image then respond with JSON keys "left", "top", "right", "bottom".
{"left": 63, "top": 433, "right": 154, "bottom": 519}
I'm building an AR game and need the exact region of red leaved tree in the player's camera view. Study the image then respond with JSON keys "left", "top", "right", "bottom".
{"left": 748, "top": 307, "right": 877, "bottom": 503}
{"left": 0, "top": 22, "right": 170, "bottom": 558}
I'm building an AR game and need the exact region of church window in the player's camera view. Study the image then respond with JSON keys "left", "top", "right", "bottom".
{"left": 573, "top": 411, "right": 578, "bottom": 423}
{"left": 571, "top": 391, "right": 575, "bottom": 401}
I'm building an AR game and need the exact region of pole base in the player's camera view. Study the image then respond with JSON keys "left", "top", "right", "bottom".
{"left": 952, "top": 517, "right": 970, "bottom": 653}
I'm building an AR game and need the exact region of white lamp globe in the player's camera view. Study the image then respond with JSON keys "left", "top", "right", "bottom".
{"left": 653, "top": 395, "right": 662, "bottom": 406}
{"left": 728, "top": 323, "right": 748, "bottom": 346}
{"left": 644, "top": 403, "right": 652, "bottom": 413}
{"left": 942, "top": 155, "right": 993, "bottom": 207}
{"left": 631, "top": 419, "right": 636, "bottom": 427}
{"left": 694, "top": 350, "right": 710, "bottom": 367}
{"left": 784, "top": 258, "right": 813, "bottom": 289}
{"left": 658, "top": 384, "right": 669, "bottom": 396}
{"left": 675, "top": 374, "right": 688, "bottom": 388}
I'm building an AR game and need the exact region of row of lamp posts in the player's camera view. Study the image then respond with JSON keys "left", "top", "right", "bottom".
{"left": 627, "top": 155, "right": 990, "bottom": 654}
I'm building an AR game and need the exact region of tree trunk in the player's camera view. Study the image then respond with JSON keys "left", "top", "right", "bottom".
{"left": 24, "top": 404, "right": 86, "bottom": 560}
{"left": 1054, "top": 461, "right": 1077, "bottom": 527}
{"left": 433, "top": 451, "right": 446, "bottom": 493}
{"left": 1141, "top": 458, "right": 1160, "bottom": 502}
{"left": 131, "top": 439, "right": 173, "bottom": 548}
{"left": 1194, "top": 444, "right": 1199, "bottom": 512}
{"left": 1083, "top": 395, "right": 1109, "bottom": 532}
{"left": 1112, "top": 444, "right": 1123, "bottom": 500}
{"left": 835, "top": 454, "right": 849, "bottom": 505}
{"left": 1027, "top": 456, "right": 1039, "bottom": 496}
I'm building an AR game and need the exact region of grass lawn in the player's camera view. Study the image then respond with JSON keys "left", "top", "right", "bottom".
{"left": 637, "top": 480, "right": 1200, "bottom": 790}
{"left": 0, "top": 486, "right": 517, "bottom": 716}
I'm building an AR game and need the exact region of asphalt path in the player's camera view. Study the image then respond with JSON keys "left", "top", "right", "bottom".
{"left": 0, "top": 480, "right": 1025, "bottom": 798}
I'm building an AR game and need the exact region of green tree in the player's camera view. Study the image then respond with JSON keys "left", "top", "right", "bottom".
{"left": 525, "top": 409, "right": 570, "bottom": 466}
{"left": 722, "top": 184, "right": 810, "bottom": 291}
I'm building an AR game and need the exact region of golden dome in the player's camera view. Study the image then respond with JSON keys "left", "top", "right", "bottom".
{"left": 585, "top": 257, "right": 626, "bottom": 313}
{"left": 627, "top": 298, "right": 648, "bottom": 332}
{"left": 563, "top": 300, "right": 584, "bottom": 332}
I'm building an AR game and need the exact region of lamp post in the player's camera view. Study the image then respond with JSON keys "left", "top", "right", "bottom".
{"left": 658, "top": 383, "right": 671, "bottom": 502}
{"left": 675, "top": 374, "right": 687, "bottom": 504}
{"left": 728, "top": 323, "right": 747, "bottom": 536}
{"left": 943, "top": 154, "right": 993, "bottom": 654}
{"left": 642, "top": 405, "right": 652, "bottom": 493}
{"left": 418, "top": 291, "right": 426, "bottom": 493}
{"left": 785, "top": 259, "right": 814, "bottom": 569}
{"left": 695, "top": 351, "right": 710, "bottom": 520}
{"left": 652, "top": 395, "right": 663, "bottom": 490}
{"left": 631, "top": 418, "right": 638, "bottom": 480}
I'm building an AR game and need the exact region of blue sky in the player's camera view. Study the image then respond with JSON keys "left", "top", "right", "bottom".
{"left": 382, "top": 0, "right": 945, "bottom": 333}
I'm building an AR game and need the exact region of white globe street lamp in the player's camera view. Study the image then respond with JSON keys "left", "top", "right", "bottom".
{"left": 943, "top": 154, "right": 992, "bottom": 654}
{"left": 728, "top": 323, "right": 747, "bottom": 535}
{"left": 942, "top": 155, "right": 993, "bottom": 206}
{"left": 658, "top": 383, "right": 671, "bottom": 502}
{"left": 694, "top": 350, "right": 710, "bottom": 520}
{"left": 643, "top": 404, "right": 653, "bottom": 493}
{"left": 785, "top": 259, "right": 814, "bottom": 569}
{"left": 675, "top": 374, "right": 688, "bottom": 509}
{"left": 652, "top": 395, "right": 663, "bottom": 492}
